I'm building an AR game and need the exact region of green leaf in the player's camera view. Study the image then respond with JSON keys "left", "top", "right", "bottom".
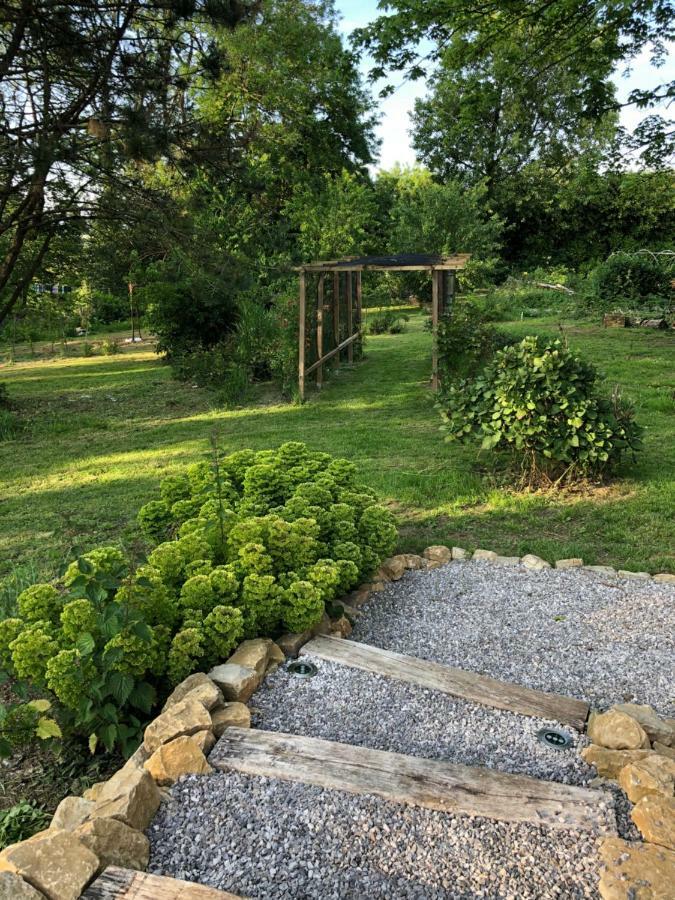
{"left": 129, "top": 681, "right": 156, "bottom": 714}
{"left": 76, "top": 632, "right": 96, "bottom": 656}
{"left": 106, "top": 671, "right": 134, "bottom": 705}
{"left": 99, "top": 723, "right": 117, "bottom": 753}
{"left": 130, "top": 622, "right": 153, "bottom": 644}
{"left": 36, "top": 717, "right": 62, "bottom": 740}
{"left": 27, "top": 698, "right": 51, "bottom": 713}
{"left": 88, "top": 733, "right": 98, "bottom": 754}
{"left": 78, "top": 557, "right": 95, "bottom": 575}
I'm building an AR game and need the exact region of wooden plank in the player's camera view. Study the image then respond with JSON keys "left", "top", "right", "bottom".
{"left": 81, "top": 866, "right": 243, "bottom": 900}
{"left": 431, "top": 268, "right": 440, "bottom": 391}
{"left": 298, "top": 270, "right": 306, "bottom": 401}
{"left": 301, "top": 636, "right": 590, "bottom": 731}
{"left": 332, "top": 271, "right": 340, "bottom": 352}
{"left": 304, "top": 331, "right": 361, "bottom": 375}
{"left": 214, "top": 728, "right": 614, "bottom": 835}
{"left": 346, "top": 270, "right": 353, "bottom": 363}
{"left": 316, "top": 274, "right": 324, "bottom": 389}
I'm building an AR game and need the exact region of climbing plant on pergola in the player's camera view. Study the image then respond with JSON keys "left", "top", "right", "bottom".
{"left": 296, "top": 253, "right": 471, "bottom": 400}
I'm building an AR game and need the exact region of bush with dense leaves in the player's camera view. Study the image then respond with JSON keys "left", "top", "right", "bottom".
{"left": 590, "top": 252, "right": 672, "bottom": 309}
{"left": 438, "top": 337, "right": 643, "bottom": 484}
{"left": 435, "top": 301, "right": 513, "bottom": 380}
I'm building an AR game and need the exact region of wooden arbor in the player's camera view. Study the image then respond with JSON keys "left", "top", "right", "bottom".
{"left": 297, "top": 253, "right": 471, "bottom": 400}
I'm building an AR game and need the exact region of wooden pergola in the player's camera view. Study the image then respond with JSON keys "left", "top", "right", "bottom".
{"left": 297, "top": 253, "right": 471, "bottom": 400}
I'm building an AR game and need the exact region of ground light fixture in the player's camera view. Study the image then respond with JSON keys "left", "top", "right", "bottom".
{"left": 287, "top": 660, "right": 318, "bottom": 678}
{"left": 536, "top": 727, "right": 573, "bottom": 749}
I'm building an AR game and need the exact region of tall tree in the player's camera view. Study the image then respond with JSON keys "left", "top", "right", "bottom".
{"left": 0, "top": 0, "right": 259, "bottom": 326}
{"left": 356, "top": 1, "right": 674, "bottom": 166}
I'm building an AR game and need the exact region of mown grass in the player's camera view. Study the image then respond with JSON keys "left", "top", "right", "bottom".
{"left": 1, "top": 313, "right": 673, "bottom": 616}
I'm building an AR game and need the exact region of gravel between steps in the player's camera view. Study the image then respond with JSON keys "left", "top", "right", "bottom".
{"left": 148, "top": 772, "right": 604, "bottom": 899}
{"left": 352, "top": 561, "right": 675, "bottom": 715}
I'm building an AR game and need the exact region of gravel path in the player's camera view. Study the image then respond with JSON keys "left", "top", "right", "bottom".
{"left": 352, "top": 562, "right": 675, "bottom": 714}
{"left": 243, "top": 656, "right": 593, "bottom": 786}
{"left": 148, "top": 772, "right": 603, "bottom": 899}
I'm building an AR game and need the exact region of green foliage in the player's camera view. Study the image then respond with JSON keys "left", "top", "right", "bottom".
{"left": 438, "top": 336, "right": 643, "bottom": 484}
{"left": 368, "top": 310, "right": 409, "bottom": 335}
{"left": 435, "top": 301, "right": 513, "bottom": 379}
{"left": 0, "top": 802, "right": 50, "bottom": 851}
{"left": 100, "top": 339, "right": 120, "bottom": 356}
{"left": 590, "top": 252, "right": 672, "bottom": 309}
{"left": 282, "top": 580, "right": 324, "bottom": 633}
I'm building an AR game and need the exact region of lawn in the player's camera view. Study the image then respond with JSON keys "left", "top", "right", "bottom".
{"left": 1, "top": 312, "right": 673, "bottom": 617}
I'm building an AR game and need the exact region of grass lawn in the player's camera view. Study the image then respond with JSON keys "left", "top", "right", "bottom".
{"left": 1, "top": 312, "right": 673, "bottom": 616}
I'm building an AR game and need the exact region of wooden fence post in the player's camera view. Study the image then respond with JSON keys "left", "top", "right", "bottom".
{"left": 316, "top": 274, "right": 325, "bottom": 389}
{"left": 346, "top": 270, "right": 353, "bottom": 362}
{"left": 332, "top": 271, "right": 340, "bottom": 357}
{"left": 431, "top": 269, "right": 440, "bottom": 391}
{"left": 355, "top": 271, "right": 362, "bottom": 338}
{"left": 298, "top": 269, "right": 306, "bottom": 401}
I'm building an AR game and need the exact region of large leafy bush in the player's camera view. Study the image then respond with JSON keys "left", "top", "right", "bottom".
{"left": 438, "top": 337, "right": 643, "bottom": 484}
{"left": 0, "top": 443, "right": 397, "bottom": 756}
{"left": 435, "top": 301, "right": 513, "bottom": 380}
{"left": 590, "top": 252, "right": 672, "bottom": 309}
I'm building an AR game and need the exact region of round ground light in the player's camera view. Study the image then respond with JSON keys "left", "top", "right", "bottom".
{"left": 536, "top": 727, "right": 573, "bottom": 750}
{"left": 287, "top": 660, "right": 318, "bottom": 678}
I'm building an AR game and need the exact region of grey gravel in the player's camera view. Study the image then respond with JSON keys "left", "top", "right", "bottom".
{"left": 352, "top": 561, "right": 675, "bottom": 715}
{"left": 240, "top": 656, "right": 594, "bottom": 786}
{"left": 148, "top": 772, "right": 603, "bottom": 899}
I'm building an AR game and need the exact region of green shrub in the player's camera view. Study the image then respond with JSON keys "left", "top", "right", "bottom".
{"left": 0, "top": 802, "right": 50, "bottom": 850}
{"left": 435, "top": 301, "right": 514, "bottom": 379}
{"left": 368, "top": 310, "right": 408, "bottom": 335}
{"left": 100, "top": 339, "right": 120, "bottom": 356}
{"left": 438, "top": 336, "right": 643, "bottom": 484}
{"left": 590, "top": 252, "right": 671, "bottom": 308}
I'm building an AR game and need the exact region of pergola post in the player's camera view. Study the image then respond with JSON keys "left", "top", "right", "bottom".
{"left": 316, "top": 273, "right": 325, "bottom": 389}
{"left": 332, "top": 271, "right": 340, "bottom": 357}
{"left": 355, "top": 271, "right": 362, "bottom": 335}
{"left": 431, "top": 268, "right": 440, "bottom": 391}
{"left": 298, "top": 269, "right": 307, "bottom": 401}
{"left": 346, "top": 270, "right": 353, "bottom": 363}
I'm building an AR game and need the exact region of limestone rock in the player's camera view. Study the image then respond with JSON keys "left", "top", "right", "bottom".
{"left": 588, "top": 709, "right": 650, "bottom": 750}
{"left": 191, "top": 730, "right": 216, "bottom": 755}
{"left": 330, "top": 615, "right": 352, "bottom": 638}
{"left": 73, "top": 817, "right": 149, "bottom": 872}
{"left": 619, "top": 755, "right": 675, "bottom": 803}
{"left": 631, "top": 795, "right": 675, "bottom": 850}
{"left": 227, "top": 638, "right": 273, "bottom": 676}
{"left": 82, "top": 783, "right": 106, "bottom": 803}
{"left": 268, "top": 642, "right": 285, "bottom": 664}
{"left": 493, "top": 556, "right": 520, "bottom": 566}
{"left": 423, "top": 545, "right": 452, "bottom": 565}
{"left": 378, "top": 555, "right": 408, "bottom": 581}
{"left": 276, "top": 631, "right": 312, "bottom": 656}
{"left": 451, "top": 547, "right": 468, "bottom": 560}
{"left": 0, "top": 830, "right": 99, "bottom": 900}
{"left": 0, "top": 872, "right": 46, "bottom": 899}
{"left": 49, "top": 796, "right": 93, "bottom": 832}
{"left": 91, "top": 764, "right": 160, "bottom": 831}
{"left": 211, "top": 702, "right": 251, "bottom": 738}
{"left": 599, "top": 837, "right": 675, "bottom": 899}
{"left": 581, "top": 745, "right": 653, "bottom": 780}
{"left": 345, "top": 589, "right": 370, "bottom": 607}
{"left": 614, "top": 703, "right": 674, "bottom": 747}
{"left": 143, "top": 697, "right": 212, "bottom": 753}
{"left": 144, "top": 735, "right": 213, "bottom": 786}
{"left": 161, "top": 672, "right": 215, "bottom": 712}
{"left": 521, "top": 553, "right": 551, "bottom": 570}
{"left": 654, "top": 743, "right": 675, "bottom": 761}
{"left": 555, "top": 558, "right": 583, "bottom": 569}
{"left": 311, "top": 612, "right": 332, "bottom": 636}
{"left": 586, "top": 565, "right": 616, "bottom": 576}
{"left": 617, "top": 570, "right": 651, "bottom": 580}
{"left": 368, "top": 581, "right": 385, "bottom": 592}
{"left": 401, "top": 553, "right": 426, "bottom": 569}
{"left": 654, "top": 573, "right": 675, "bottom": 585}
{"left": 472, "top": 549, "right": 497, "bottom": 562}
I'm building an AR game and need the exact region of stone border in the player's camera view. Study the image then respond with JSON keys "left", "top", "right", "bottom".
{"left": 1, "top": 546, "right": 672, "bottom": 899}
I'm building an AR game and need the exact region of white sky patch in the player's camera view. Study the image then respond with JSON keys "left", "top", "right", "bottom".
{"left": 335, "top": 0, "right": 674, "bottom": 171}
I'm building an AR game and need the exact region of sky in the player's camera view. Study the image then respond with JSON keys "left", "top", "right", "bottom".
{"left": 334, "top": 0, "right": 675, "bottom": 171}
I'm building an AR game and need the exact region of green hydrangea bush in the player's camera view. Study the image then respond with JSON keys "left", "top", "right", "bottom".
{"left": 0, "top": 443, "right": 397, "bottom": 757}
{"left": 438, "top": 337, "right": 643, "bottom": 486}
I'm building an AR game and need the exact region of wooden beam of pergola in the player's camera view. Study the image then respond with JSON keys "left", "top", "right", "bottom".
{"left": 297, "top": 252, "right": 470, "bottom": 400}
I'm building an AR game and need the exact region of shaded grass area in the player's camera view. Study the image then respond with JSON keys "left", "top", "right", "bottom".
{"left": 1, "top": 314, "right": 673, "bottom": 618}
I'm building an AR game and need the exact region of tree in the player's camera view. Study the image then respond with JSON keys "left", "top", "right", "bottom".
{"left": 355, "top": 0, "right": 674, "bottom": 166}
{"left": 0, "top": 0, "right": 259, "bottom": 327}
{"left": 411, "top": 26, "right": 617, "bottom": 198}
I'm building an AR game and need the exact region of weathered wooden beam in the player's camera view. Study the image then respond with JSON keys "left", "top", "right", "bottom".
{"left": 431, "top": 268, "right": 440, "bottom": 391}
{"left": 81, "top": 867, "right": 243, "bottom": 899}
{"left": 316, "top": 274, "right": 324, "bottom": 390}
{"left": 301, "top": 636, "right": 590, "bottom": 731}
{"left": 304, "top": 331, "right": 361, "bottom": 375}
{"left": 346, "top": 270, "right": 353, "bottom": 363}
{"left": 298, "top": 269, "right": 306, "bottom": 401}
{"left": 332, "top": 271, "right": 340, "bottom": 353}
{"left": 214, "top": 728, "right": 614, "bottom": 834}
{"left": 355, "top": 271, "right": 362, "bottom": 336}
